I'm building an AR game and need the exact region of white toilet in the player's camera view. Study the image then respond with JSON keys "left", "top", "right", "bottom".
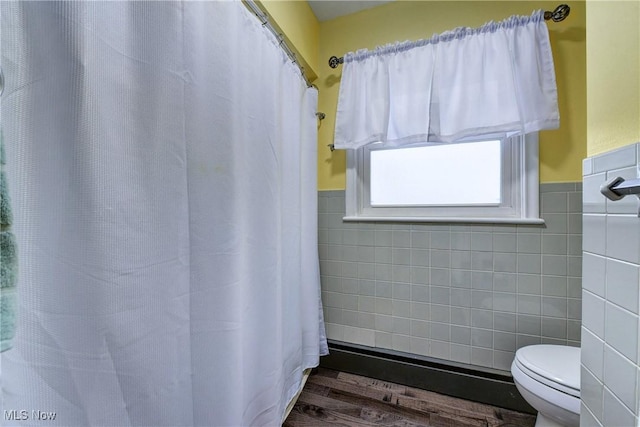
{"left": 511, "top": 345, "right": 580, "bottom": 427}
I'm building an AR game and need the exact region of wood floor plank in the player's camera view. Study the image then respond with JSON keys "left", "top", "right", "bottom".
{"left": 285, "top": 369, "right": 536, "bottom": 427}
{"left": 336, "top": 371, "right": 494, "bottom": 416}
{"left": 324, "top": 388, "right": 432, "bottom": 425}
{"left": 298, "top": 389, "right": 431, "bottom": 427}
{"left": 297, "top": 390, "right": 364, "bottom": 417}
{"left": 285, "top": 402, "right": 402, "bottom": 427}
{"left": 337, "top": 371, "right": 408, "bottom": 394}
{"left": 309, "top": 374, "right": 488, "bottom": 423}
{"left": 302, "top": 380, "right": 332, "bottom": 397}
{"left": 333, "top": 371, "right": 533, "bottom": 426}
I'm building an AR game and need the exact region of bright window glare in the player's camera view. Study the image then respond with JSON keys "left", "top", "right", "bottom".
{"left": 370, "top": 140, "right": 502, "bottom": 206}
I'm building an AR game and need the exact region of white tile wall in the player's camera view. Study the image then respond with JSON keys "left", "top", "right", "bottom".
{"left": 319, "top": 182, "right": 582, "bottom": 372}
{"left": 581, "top": 142, "right": 640, "bottom": 426}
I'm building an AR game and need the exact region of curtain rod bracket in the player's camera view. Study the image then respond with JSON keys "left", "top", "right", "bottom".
{"left": 544, "top": 4, "right": 570, "bottom": 22}
{"left": 328, "top": 56, "right": 343, "bottom": 69}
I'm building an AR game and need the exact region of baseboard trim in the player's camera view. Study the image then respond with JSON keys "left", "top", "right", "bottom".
{"left": 319, "top": 340, "right": 535, "bottom": 415}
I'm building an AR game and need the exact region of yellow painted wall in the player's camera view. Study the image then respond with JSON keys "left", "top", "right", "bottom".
{"left": 317, "top": 1, "right": 587, "bottom": 190}
{"left": 586, "top": 1, "right": 640, "bottom": 157}
{"left": 258, "top": 1, "right": 320, "bottom": 80}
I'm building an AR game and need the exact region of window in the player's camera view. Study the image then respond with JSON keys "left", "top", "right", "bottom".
{"left": 344, "top": 133, "right": 543, "bottom": 224}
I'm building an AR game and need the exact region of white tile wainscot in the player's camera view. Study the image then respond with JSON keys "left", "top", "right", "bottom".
{"left": 318, "top": 182, "right": 582, "bottom": 372}
{"left": 581, "top": 142, "right": 640, "bottom": 426}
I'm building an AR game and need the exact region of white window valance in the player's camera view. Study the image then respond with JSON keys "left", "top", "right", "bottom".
{"left": 333, "top": 10, "right": 559, "bottom": 150}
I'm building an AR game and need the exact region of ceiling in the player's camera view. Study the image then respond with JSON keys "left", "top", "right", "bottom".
{"left": 307, "top": 0, "right": 395, "bottom": 22}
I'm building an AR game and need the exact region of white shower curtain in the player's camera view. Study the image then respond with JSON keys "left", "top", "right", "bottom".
{"left": 0, "top": 1, "right": 327, "bottom": 426}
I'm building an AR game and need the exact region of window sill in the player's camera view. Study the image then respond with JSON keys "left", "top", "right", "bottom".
{"left": 342, "top": 215, "right": 545, "bottom": 225}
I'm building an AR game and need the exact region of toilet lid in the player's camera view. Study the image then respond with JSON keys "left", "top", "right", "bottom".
{"left": 514, "top": 345, "right": 580, "bottom": 397}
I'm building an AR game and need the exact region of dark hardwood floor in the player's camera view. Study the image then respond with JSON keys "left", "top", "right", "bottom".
{"left": 284, "top": 368, "right": 536, "bottom": 427}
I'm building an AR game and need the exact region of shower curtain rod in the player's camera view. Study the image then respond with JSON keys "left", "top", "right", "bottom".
{"left": 327, "top": 3, "right": 570, "bottom": 68}
{"left": 243, "top": 0, "right": 314, "bottom": 88}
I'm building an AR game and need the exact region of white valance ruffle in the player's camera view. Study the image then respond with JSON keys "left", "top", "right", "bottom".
{"left": 334, "top": 10, "right": 559, "bottom": 149}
